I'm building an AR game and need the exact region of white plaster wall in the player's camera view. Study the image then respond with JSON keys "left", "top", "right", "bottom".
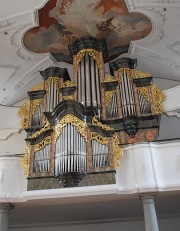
{"left": 0, "top": 157, "right": 27, "bottom": 201}
{"left": 9, "top": 217, "right": 180, "bottom": 231}
{"left": 0, "top": 141, "right": 180, "bottom": 201}
{"left": 116, "top": 142, "right": 180, "bottom": 194}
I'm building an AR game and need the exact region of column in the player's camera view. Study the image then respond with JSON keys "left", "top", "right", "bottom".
{"left": 0, "top": 203, "right": 14, "bottom": 231}
{"left": 141, "top": 195, "right": 159, "bottom": 231}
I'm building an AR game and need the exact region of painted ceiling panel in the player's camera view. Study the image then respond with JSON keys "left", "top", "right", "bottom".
{"left": 23, "top": 0, "right": 152, "bottom": 61}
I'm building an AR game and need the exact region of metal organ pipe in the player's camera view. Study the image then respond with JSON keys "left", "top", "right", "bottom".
{"left": 45, "top": 79, "right": 60, "bottom": 112}
{"left": 55, "top": 124, "right": 87, "bottom": 175}
{"left": 31, "top": 102, "right": 43, "bottom": 127}
{"left": 34, "top": 144, "right": 50, "bottom": 172}
{"left": 107, "top": 93, "right": 118, "bottom": 118}
{"left": 138, "top": 90, "right": 151, "bottom": 115}
{"left": 120, "top": 69, "right": 136, "bottom": 117}
{"left": 91, "top": 140, "right": 109, "bottom": 168}
{"left": 77, "top": 54, "right": 101, "bottom": 108}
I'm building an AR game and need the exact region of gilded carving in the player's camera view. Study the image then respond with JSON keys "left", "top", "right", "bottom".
{"left": 29, "top": 119, "right": 50, "bottom": 139}
{"left": 62, "top": 95, "right": 74, "bottom": 100}
{"left": 21, "top": 143, "right": 31, "bottom": 176}
{"left": 18, "top": 99, "right": 30, "bottom": 128}
{"left": 32, "top": 99, "right": 43, "bottom": 115}
{"left": 105, "top": 90, "right": 116, "bottom": 106}
{"left": 132, "top": 69, "right": 151, "bottom": 79}
{"left": 151, "top": 84, "right": 165, "bottom": 114}
{"left": 104, "top": 74, "right": 116, "bottom": 82}
{"left": 54, "top": 114, "right": 87, "bottom": 143}
{"left": 34, "top": 136, "right": 51, "bottom": 153}
{"left": 76, "top": 49, "right": 100, "bottom": 69}
{"left": 45, "top": 77, "right": 60, "bottom": 91}
{"left": 138, "top": 87, "right": 150, "bottom": 101}
{"left": 116, "top": 68, "right": 151, "bottom": 84}
{"left": 31, "top": 82, "right": 44, "bottom": 91}
{"left": 92, "top": 116, "right": 114, "bottom": 131}
{"left": 91, "top": 132, "right": 109, "bottom": 145}
{"left": 62, "top": 80, "right": 74, "bottom": 88}
{"left": 112, "top": 134, "right": 123, "bottom": 169}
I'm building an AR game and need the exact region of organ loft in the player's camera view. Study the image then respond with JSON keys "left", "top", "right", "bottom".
{"left": 19, "top": 37, "right": 164, "bottom": 190}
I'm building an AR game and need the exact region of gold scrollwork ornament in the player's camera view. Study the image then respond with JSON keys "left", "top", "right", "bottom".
{"left": 151, "top": 84, "right": 165, "bottom": 114}
{"left": 29, "top": 119, "right": 50, "bottom": 139}
{"left": 54, "top": 114, "right": 87, "bottom": 143}
{"left": 18, "top": 99, "right": 30, "bottom": 128}
{"left": 45, "top": 77, "right": 60, "bottom": 91}
{"left": 21, "top": 143, "right": 31, "bottom": 176}
{"left": 32, "top": 99, "right": 43, "bottom": 115}
{"left": 62, "top": 80, "right": 74, "bottom": 88}
{"left": 76, "top": 49, "right": 100, "bottom": 69}
{"left": 92, "top": 116, "right": 114, "bottom": 131}
{"left": 112, "top": 135, "right": 123, "bottom": 169}
{"left": 105, "top": 90, "right": 116, "bottom": 106}
{"left": 34, "top": 136, "right": 51, "bottom": 153}
{"left": 63, "top": 95, "right": 74, "bottom": 100}
{"left": 91, "top": 132, "right": 109, "bottom": 145}
{"left": 31, "top": 82, "right": 44, "bottom": 91}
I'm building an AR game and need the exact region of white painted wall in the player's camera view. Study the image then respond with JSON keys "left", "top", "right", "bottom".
{"left": 9, "top": 217, "right": 180, "bottom": 231}
{"left": 0, "top": 157, "right": 27, "bottom": 201}
{"left": 0, "top": 141, "right": 180, "bottom": 201}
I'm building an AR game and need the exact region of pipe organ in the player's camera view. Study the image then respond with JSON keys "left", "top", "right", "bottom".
{"left": 19, "top": 37, "right": 165, "bottom": 190}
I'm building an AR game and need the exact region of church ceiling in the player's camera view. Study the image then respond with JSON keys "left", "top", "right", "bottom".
{"left": 23, "top": 0, "right": 152, "bottom": 61}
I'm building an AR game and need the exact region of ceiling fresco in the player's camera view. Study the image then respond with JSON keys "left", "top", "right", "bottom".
{"left": 23, "top": 0, "right": 152, "bottom": 62}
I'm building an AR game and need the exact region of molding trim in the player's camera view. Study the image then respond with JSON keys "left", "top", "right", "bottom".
{"left": 2, "top": 10, "right": 46, "bottom": 61}
{"left": 0, "top": 55, "right": 56, "bottom": 105}
{"left": 14, "top": 55, "right": 56, "bottom": 88}
{"left": 126, "top": 0, "right": 180, "bottom": 8}
{"left": 129, "top": 45, "right": 177, "bottom": 67}
{"left": 125, "top": 2, "right": 167, "bottom": 46}
{"left": 167, "top": 41, "right": 180, "bottom": 55}
{"left": 0, "top": 11, "right": 36, "bottom": 34}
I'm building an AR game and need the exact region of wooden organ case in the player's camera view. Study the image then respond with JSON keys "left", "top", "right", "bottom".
{"left": 19, "top": 37, "right": 164, "bottom": 190}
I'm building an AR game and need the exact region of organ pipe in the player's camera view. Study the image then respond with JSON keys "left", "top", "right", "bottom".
{"left": 119, "top": 69, "right": 136, "bottom": 117}
{"left": 34, "top": 144, "right": 50, "bottom": 172}
{"left": 77, "top": 54, "right": 101, "bottom": 108}
{"left": 55, "top": 124, "right": 87, "bottom": 175}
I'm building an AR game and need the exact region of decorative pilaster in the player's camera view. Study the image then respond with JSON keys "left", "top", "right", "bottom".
{"left": 141, "top": 195, "right": 159, "bottom": 231}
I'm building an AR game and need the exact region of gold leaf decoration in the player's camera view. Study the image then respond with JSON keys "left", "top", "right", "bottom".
{"left": 62, "top": 80, "right": 74, "bottom": 88}
{"left": 29, "top": 119, "right": 50, "bottom": 139}
{"left": 151, "top": 84, "right": 165, "bottom": 114}
{"left": 138, "top": 87, "right": 150, "bottom": 101}
{"left": 112, "top": 134, "right": 123, "bottom": 169}
{"left": 76, "top": 49, "right": 100, "bottom": 69}
{"left": 132, "top": 69, "right": 151, "bottom": 79}
{"left": 91, "top": 132, "right": 109, "bottom": 145}
{"left": 32, "top": 99, "right": 43, "bottom": 115}
{"left": 45, "top": 77, "right": 60, "bottom": 91}
{"left": 18, "top": 99, "right": 30, "bottom": 128}
{"left": 117, "top": 68, "right": 132, "bottom": 83}
{"left": 21, "top": 143, "right": 31, "bottom": 176}
{"left": 63, "top": 95, "right": 74, "bottom": 100}
{"left": 117, "top": 68, "right": 151, "bottom": 84}
{"left": 105, "top": 90, "right": 116, "bottom": 106}
{"left": 34, "top": 136, "right": 51, "bottom": 153}
{"left": 92, "top": 116, "right": 114, "bottom": 131}
{"left": 104, "top": 74, "right": 116, "bottom": 82}
{"left": 31, "top": 82, "right": 44, "bottom": 91}
{"left": 54, "top": 114, "right": 87, "bottom": 143}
